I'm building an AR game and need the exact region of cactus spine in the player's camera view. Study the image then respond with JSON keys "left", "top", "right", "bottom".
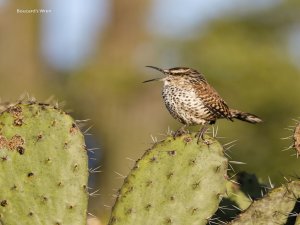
{"left": 0, "top": 102, "right": 88, "bottom": 225}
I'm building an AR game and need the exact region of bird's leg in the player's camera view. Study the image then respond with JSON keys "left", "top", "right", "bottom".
{"left": 173, "top": 124, "right": 188, "bottom": 138}
{"left": 196, "top": 124, "right": 209, "bottom": 144}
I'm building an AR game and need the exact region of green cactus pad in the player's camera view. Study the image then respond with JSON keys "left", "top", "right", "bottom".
{"left": 213, "top": 173, "right": 265, "bottom": 223}
{"left": 225, "top": 180, "right": 252, "bottom": 210}
{"left": 229, "top": 181, "right": 300, "bottom": 225}
{"left": 109, "top": 134, "right": 228, "bottom": 225}
{"left": 0, "top": 103, "right": 88, "bottom": 225}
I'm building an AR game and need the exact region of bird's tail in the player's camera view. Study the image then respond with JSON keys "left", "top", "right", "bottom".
{"left": 230, "top": 109, "right": 263, "bottom": 124}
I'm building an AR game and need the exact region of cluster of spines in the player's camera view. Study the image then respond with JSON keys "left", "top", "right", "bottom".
{"left": 282, "top": 118, "right": 300, "bottom": 157}
{"left": 294, "top": 121, "right": 300, "bottom": 157}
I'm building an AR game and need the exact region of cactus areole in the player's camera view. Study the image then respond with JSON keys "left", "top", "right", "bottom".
{"left": 294, "top": 123, "right": 300, "bottom": 156}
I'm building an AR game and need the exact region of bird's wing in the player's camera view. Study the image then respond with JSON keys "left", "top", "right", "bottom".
{"left": 195, "top": 80, "right": 233, "bottom": 120}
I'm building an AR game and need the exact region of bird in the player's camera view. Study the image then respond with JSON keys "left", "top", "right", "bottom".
{"left": 143, "top": 66, "right": 262, "bottom": 143}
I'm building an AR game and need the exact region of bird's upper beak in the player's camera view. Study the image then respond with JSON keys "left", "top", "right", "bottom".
{"left": 143, "top": 66, "right": 167, "bottom": 83}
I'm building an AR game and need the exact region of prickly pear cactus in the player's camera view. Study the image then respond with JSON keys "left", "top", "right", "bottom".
{"left": 109, "top": 134, "right": 228, "bottom": 225}
{"left": 0, "top": 102, "right": 88, "bottom": 225}
{"left": 229, "top": 180, "right": 300, "bottom": 225}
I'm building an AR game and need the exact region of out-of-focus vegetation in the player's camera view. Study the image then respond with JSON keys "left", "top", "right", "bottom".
{"left": 1, "top": 0, "right": 300, "bottom": 223}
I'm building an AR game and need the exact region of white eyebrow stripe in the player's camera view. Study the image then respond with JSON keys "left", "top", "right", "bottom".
{"left": 171, "top": 69, "right": 189, "bottom": 74}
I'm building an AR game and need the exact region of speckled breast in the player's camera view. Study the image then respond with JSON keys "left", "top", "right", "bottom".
{"left": 162, "top": 83, "right": 213, "bottom": 125}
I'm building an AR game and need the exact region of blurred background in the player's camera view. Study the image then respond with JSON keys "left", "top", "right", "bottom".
{"left": 1, "top": 0, "right": 300, "bottom": 223}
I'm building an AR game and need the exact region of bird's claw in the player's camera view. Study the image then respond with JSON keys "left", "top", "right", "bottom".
{"left": 173, "top": 127, "right": 189, "bottom": 139}
{"left": 196, "top": 134, "right": 204, "bottom": 144}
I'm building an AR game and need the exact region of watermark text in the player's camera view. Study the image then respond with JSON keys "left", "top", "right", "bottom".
{"left": 17, "top": 9, "right": 52, "bottom": 14}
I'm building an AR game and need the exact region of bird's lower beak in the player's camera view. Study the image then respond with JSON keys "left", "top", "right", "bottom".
{"left": 142, "top": 78, "right": 162, "bottom": 83}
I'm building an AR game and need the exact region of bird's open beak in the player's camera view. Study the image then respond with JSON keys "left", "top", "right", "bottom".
{"left": 143, "top": 66, "right": 167, "bottom": 83}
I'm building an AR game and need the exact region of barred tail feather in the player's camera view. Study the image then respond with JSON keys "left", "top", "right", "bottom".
{"left": 230, "top": 109, "right": 263, "bottom": 124}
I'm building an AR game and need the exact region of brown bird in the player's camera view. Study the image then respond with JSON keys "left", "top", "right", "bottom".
{"left": 144, "top": 66, "right": 262, "bottom": 143}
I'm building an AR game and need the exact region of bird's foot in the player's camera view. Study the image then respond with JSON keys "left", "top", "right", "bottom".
{"left": 196, "top": 125, "right": 209, "bottom": 144}
{"left": 196, "top": 133, "right": 203, "bottom": 144}
{"left": 173, "top": 126, "right": 189, "bottom": 139}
